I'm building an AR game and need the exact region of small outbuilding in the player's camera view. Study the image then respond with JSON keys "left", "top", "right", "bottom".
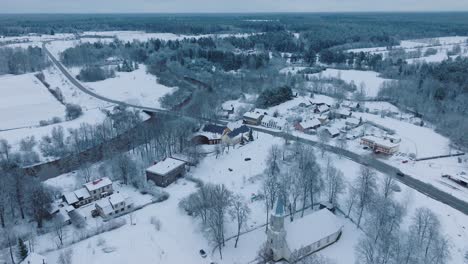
{"left": 146, "top": 158, "right": 187, "bottom": 187}
{"left": 243, "top": 111, "right": 264, "bottom": 125}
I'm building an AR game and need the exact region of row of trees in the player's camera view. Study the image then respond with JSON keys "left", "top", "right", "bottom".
{"left": 0, "top": 46, "right": 49, "bottom": 75}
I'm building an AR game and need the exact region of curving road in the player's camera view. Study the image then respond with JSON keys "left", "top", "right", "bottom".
{"left": 43, "top": 43, "right": 468, "bottom": 215}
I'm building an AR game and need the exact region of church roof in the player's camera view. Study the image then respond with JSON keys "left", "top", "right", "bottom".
{"left": 285, "top": 209, "right": 343, "bottom": 250}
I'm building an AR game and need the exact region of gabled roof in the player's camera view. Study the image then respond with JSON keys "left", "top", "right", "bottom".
{"left": 202, "top": 124, "right": 226, "bottom": 135}
{"left": 285, "top": 209, "right": 343, "bottom": 250}
{"left": 228, "top": 125, "right": 250, "bottom": 138}
{"left": 300, "top": 119, "right": 321, "bottom": 129}
{"left": 325, "top": 127, "right": 340, "bottom": 136}
{"left": 19, "top": 253, "right": 47, "bottom": 264}
{"left": 243, "top": 111, "right": 263, "bottom": 120}
{"left": 84, "top": 177, "right": 112, "bottom": 192}
{"left": 146, "top": 158, "right": 186, "bottom": 176}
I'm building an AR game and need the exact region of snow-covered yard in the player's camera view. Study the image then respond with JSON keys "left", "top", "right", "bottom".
{"left": 0, "top": 73, "right": 66, "bottom": 130}
{"left": 79, "top": 65, "right": 176, "bottom": 109}
{"left": 311, "top": 69, "right": 390, "bottom": 98}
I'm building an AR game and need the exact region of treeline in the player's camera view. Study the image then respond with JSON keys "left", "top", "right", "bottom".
{"left": 0, "top": 46, "right": 49, "bottom": 74}
{"left": 379, "top": 57, "right": 468, "bottom": 147}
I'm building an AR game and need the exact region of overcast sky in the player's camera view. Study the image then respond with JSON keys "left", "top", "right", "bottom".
{"left": 3, "top": 0, "right": 468, "bottom": 13}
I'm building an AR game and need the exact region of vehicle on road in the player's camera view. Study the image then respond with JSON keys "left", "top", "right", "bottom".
{"left": 396, "top": 170, "right": 405, "bottom": 177}
{"left": 244, "top": 157, "right": 251, "bottom": 161}
{"left": 199, "top": 249, "right": 207, "bottom": 258}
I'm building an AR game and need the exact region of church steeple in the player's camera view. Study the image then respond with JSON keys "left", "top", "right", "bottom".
{"left": 267, "top": 195, "right": 288, "bottom": 261}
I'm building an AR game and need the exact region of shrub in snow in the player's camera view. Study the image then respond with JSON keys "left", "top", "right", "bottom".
{"left": 150, "top": 216, "right": 162, "bottom": 231}
{"left": 65, "top": 104, "right": 83, "bottom": 121}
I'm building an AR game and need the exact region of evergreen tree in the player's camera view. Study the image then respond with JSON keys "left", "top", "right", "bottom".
{"left": 17, "top": 238, "right": 28, "bottom": 261}
{"left": 248, "top": 129, "right": 254, "bottom": 142}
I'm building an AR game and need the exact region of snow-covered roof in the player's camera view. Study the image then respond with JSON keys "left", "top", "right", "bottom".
{"left": 63, "top": 192, "right": 78, "bottom": 204}
{"left": 300, "top": 119, "right": 321, "bottom": 129}
{"left": 346, "top": 117, "right": 360, "bottom": 125}
{"left": 285, "top": 209, "right": 343, "bottom": 250}
{"left": 84, "top": 177, "right": 112, "bottom": 192}
{"left": 74, "top": 188, "right": 91, "bottom": 199}
{"left": 325, "top": 127, "right": 340, "bottom": 136}
{"left": 96, "top": 193, "right": 132, "bottom": 215}
{"left": 453, "top": 172, "right": 468, "bottom": 183}
{"left": 146, "top": 158, "right": 186, "bottom": 176}
{"left": 243, "top": 111, "right": 263, "bottom": 120}
{"left": 362, "top": 136, "right": 399, "bottom": 148}
{"left": 19, "top": 253, "right": 47, "bottom": 264}
{"left": 335, "top": 109, "right": 351, "bottom": 116}
{"left": 316, "top": 105, "right": 330, "bottom": 113}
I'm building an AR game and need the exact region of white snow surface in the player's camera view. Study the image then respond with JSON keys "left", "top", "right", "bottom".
{"left": 0, "top": 73, "right": 65, "bottom": 130}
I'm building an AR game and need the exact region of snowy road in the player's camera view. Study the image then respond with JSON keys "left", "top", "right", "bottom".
{"left": 42, "top": 42, "right": 468, "bottom": 216}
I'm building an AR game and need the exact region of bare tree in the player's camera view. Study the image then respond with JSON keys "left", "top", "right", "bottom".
{"left": 57, "top": 249, "right": 73, "bottom": 264}
{"left": 53, "top": 216, "right": 67, "bottom": 248}
{"left": 0, "top": 139, "right": 12, "bottom": 161}
{"left": 205, "top": 184, "right": 232, "bottom": 259}
{"left": 229, "top": 195, "right": 250, "bottom": 248}
{"left": 77, "top": 163, "right": 92, "bottom": 183}
{"left": 382, "top": 174, "right": 397, "bottom": 199}
{"left": 325, "top": 164, "right": 345, "bottom": 206}
{"left": 354, "top": 166, "right": 377, "bottom": 228}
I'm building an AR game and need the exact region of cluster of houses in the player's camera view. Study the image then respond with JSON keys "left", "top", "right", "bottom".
{"left": 56, "top": 177, "right": 134, "bottom": 221}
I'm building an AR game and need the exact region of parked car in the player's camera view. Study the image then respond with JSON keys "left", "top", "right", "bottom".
{"left": 402, "top": 160, "right": 408, "bottom": 164}
{"left": 199, "top": 249, "right": 207, "bottom": 258}
{"left": 244, "top": 157, "right": 251, "bottom": 161}
{"left": 396, "top": 170, "right": 405, "bottom": 177}
{"left": 363, "top": 146, "right": 369, "bottom": 150}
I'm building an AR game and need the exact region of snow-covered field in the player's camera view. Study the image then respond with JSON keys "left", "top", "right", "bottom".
{"left": 348, "top": 36, "right": 468, "bottom": 64}
{"left": 311, "top": 69, "right": 390, "bottom": 98}
{"left": 78, "top": 65, "right": 176, "bottom": 109}
{"left": 0, "top": 73, "right": 66, "bottom": 130}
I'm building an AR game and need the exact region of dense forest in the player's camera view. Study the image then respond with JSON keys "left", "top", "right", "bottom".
{"left": 379, "top": 57, "right": 468, "bottom": 146}
{"left": 0, "top": 46, "right": 49, "bottom": 74}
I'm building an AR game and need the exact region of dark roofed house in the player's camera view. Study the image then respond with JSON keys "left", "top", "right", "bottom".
{"left": 222, "top": 124, "right": 250, "bottom": 145}
{"left": 192, "top": 124, "right": 228, "bottom": 145}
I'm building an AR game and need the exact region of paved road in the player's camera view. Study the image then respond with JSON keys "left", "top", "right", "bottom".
{"left": 43, "top": 43, "right": 468, "bottom": 215}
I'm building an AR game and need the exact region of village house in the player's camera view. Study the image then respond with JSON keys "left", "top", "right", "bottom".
{"left": 361, "top": 136, "right": 400, "bottom": 155}
{"left": 95, "top": 193, "right": 133, "bottom": 219}
{"left": 261, "top": 115, "right": 287, "bottom": 130}
{"left": 345, "top": 117, "right": 361, "bottom": 128}
{"left": 317, "top": 115, "right": 329, "bottom": 125}
{"left": 324, "top": 127, "right": 340, "bottom": 138}
{"left": 314, "top": 104, "right": 330, "bottom": 114}
{"left": 84, "top": 177, "right": 114, "bottom": 201}
{"left": 146, "top": 157, "right": 187, "bottom": 187}
{"left": 295, "top": 119, "right": 321, "bottom": 134}
{"left": 219, "top": 104, "right": 234, "bottom": 118}
{"left": 191, "top": 124, "right": 227, "bottom": 145}
{"left": 243, "top": 111, "right": 264, "bottom": 125}
{"left": 267, "top": 197, "right": 343, "bottom": 262}
{"left": 62, "top": 177, "right": 114, "bottom": 208}
{"left": 342, "top": 101, "right": 360, "bottom": 111}
{"left": 334, "top": 109, "right": 352, "bottom": 119}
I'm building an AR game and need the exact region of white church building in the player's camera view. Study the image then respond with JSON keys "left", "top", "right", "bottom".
{"left": 267, "top": 197, "right": 343, "bottom": 262}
